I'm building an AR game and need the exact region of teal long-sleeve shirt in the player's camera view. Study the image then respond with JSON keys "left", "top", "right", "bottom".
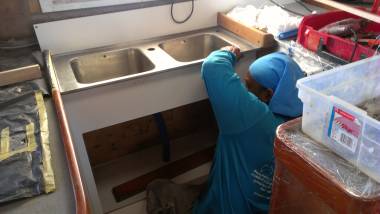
{"left": 193, "top": 50, "right": 286, "bottom": 214}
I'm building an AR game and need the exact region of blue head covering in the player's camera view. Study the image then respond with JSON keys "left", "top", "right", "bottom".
{"left": 248, "top": 52, "right": 304, "bottom": 117}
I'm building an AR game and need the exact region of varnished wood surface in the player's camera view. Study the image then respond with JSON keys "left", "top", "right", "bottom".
{"left": 0, "top": 64, "right": 41, "bottom": 86}
{"left": 311, "top": 0, "right": 380, "bottom": 23}
{"left": 217, "top": 12, "right": 275, "bottom": 48}
{"left": 271, "top": 118, "right": 380, "bottom": 213}
{"left": 52, "top": 89, "right": 89, "bottom": 214}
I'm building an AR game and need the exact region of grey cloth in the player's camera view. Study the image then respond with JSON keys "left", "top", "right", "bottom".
{"left": 146, "top": 179, "right": 204, "bottom": 214}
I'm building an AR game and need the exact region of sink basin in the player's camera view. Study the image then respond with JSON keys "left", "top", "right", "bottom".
{"left": 70, "top": 49, "right": 154, "bottom": 84}
{"left": 159, "top": 34, "right": 231, "bottom": 62}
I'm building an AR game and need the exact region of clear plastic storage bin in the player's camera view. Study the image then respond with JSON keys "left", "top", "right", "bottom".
{"left": 296, "top": 55, "right": 380, "bottom": 182}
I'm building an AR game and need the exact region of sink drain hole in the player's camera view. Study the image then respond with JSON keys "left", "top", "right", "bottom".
{"left": 147, "top": 48, "right": 155, "bottom": 51}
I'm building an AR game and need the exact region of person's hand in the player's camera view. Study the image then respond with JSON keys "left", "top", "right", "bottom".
{"left": 221, "top": 46, "right": 241, "bottom": 60}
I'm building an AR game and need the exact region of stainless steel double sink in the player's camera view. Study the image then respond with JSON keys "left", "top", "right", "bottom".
{"left": 52, "top": 28, "right": 256, "bottom": 93}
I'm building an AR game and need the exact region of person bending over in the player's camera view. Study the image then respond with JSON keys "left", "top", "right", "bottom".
{"left": 193, "top": 46, "right": 304, "bottom": 214}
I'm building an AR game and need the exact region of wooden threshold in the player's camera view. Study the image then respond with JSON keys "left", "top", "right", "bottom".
{"left": 304, "top": 0, "right": 337, "bottom": 11}
{"left": 112, "top": 146, "right": 215, "bottom": 202}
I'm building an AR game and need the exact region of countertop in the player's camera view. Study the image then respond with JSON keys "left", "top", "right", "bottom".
{"left": 0, "top": 97, "right": 76, "bottom": 214}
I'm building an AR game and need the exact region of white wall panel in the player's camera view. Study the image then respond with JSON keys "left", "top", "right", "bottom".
{"left": 35, "top": 0, "right": 240, "bottom": 54}
{"left": 39, "top": 0, "right": 141, "bottom": 12}
{"left": 35, "top": 0, "right": 297, "bottom": 54}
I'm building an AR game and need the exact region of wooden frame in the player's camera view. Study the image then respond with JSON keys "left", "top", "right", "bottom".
{"left": 217, "top": 12, "right": 275, "bottom": 48}
{"left": 311, "top": 0, "right": 380, "bottom": 23}
{"left": 0, "top": 65, "right": 41, "bottom": 87}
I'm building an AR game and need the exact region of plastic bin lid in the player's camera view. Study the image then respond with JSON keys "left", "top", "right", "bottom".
{"left": 275, "top": 118, "right": 380, "bottom": 199}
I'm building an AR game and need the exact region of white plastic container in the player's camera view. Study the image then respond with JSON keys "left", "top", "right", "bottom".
{"left": 297, "top": 55, "right": 380, "bottom": 182}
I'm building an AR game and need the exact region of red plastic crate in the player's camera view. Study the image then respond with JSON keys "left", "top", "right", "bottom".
{"left": 297, "top": 10, "right": 380, "bottom": 64}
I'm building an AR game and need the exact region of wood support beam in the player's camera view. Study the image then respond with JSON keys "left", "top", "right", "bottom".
{"left": 310, "top": 0, "right": 380, "bottom": 23}
{"left": 112, "top": 146, "right": 215, "bottom": 202}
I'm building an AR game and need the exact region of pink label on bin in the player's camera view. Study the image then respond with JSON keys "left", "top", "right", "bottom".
{"left": 328, "top": 107, "right": 363, "bottom": 153}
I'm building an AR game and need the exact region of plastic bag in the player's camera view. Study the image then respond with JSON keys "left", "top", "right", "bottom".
{"left": 0, "top": 82, "right": 55, "bottom": 203}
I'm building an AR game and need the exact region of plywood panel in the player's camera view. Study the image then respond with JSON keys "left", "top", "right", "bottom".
{"left": 83, "top": 100, "right": 217, "bottom": 166}
{"left": 0, "top": 0, "right": 34, "bottom": 40}
{"left": 83, "top": 115, "right": 159, "bottom": 166}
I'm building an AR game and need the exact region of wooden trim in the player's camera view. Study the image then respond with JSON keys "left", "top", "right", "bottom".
{"left": 112, "top": 146, "right": 215, "bottom": 202}
{"left": 45, "top": 51, "right": 89, "bottom": 214}
{"left": 52, "top": 89, "right": 90, "bottom": 214}
{"left": 28, "top": 0, "right": 42, "bottom": 14}
{"left": 311, "top": 0, "right": 380, "bottom": 23}
{"left": 303, "top": 0, "right": 337, "bottom": 11}
{"left": 0, "top": 65, "right": 41, "bottom": 87}
{"left": 217, "top": 12, "right": 275, "bottom": 48}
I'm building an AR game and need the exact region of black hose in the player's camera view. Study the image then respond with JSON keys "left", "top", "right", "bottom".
{"left": 349, "top": 28, "right": 358, "bottom": 62}
{"left": 171, "top": 0, "right": 194, "bottom": 24}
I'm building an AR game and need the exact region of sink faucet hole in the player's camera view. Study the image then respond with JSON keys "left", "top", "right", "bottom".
{"left": 147, "top": 48, "right": 155, "bottom": 51}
